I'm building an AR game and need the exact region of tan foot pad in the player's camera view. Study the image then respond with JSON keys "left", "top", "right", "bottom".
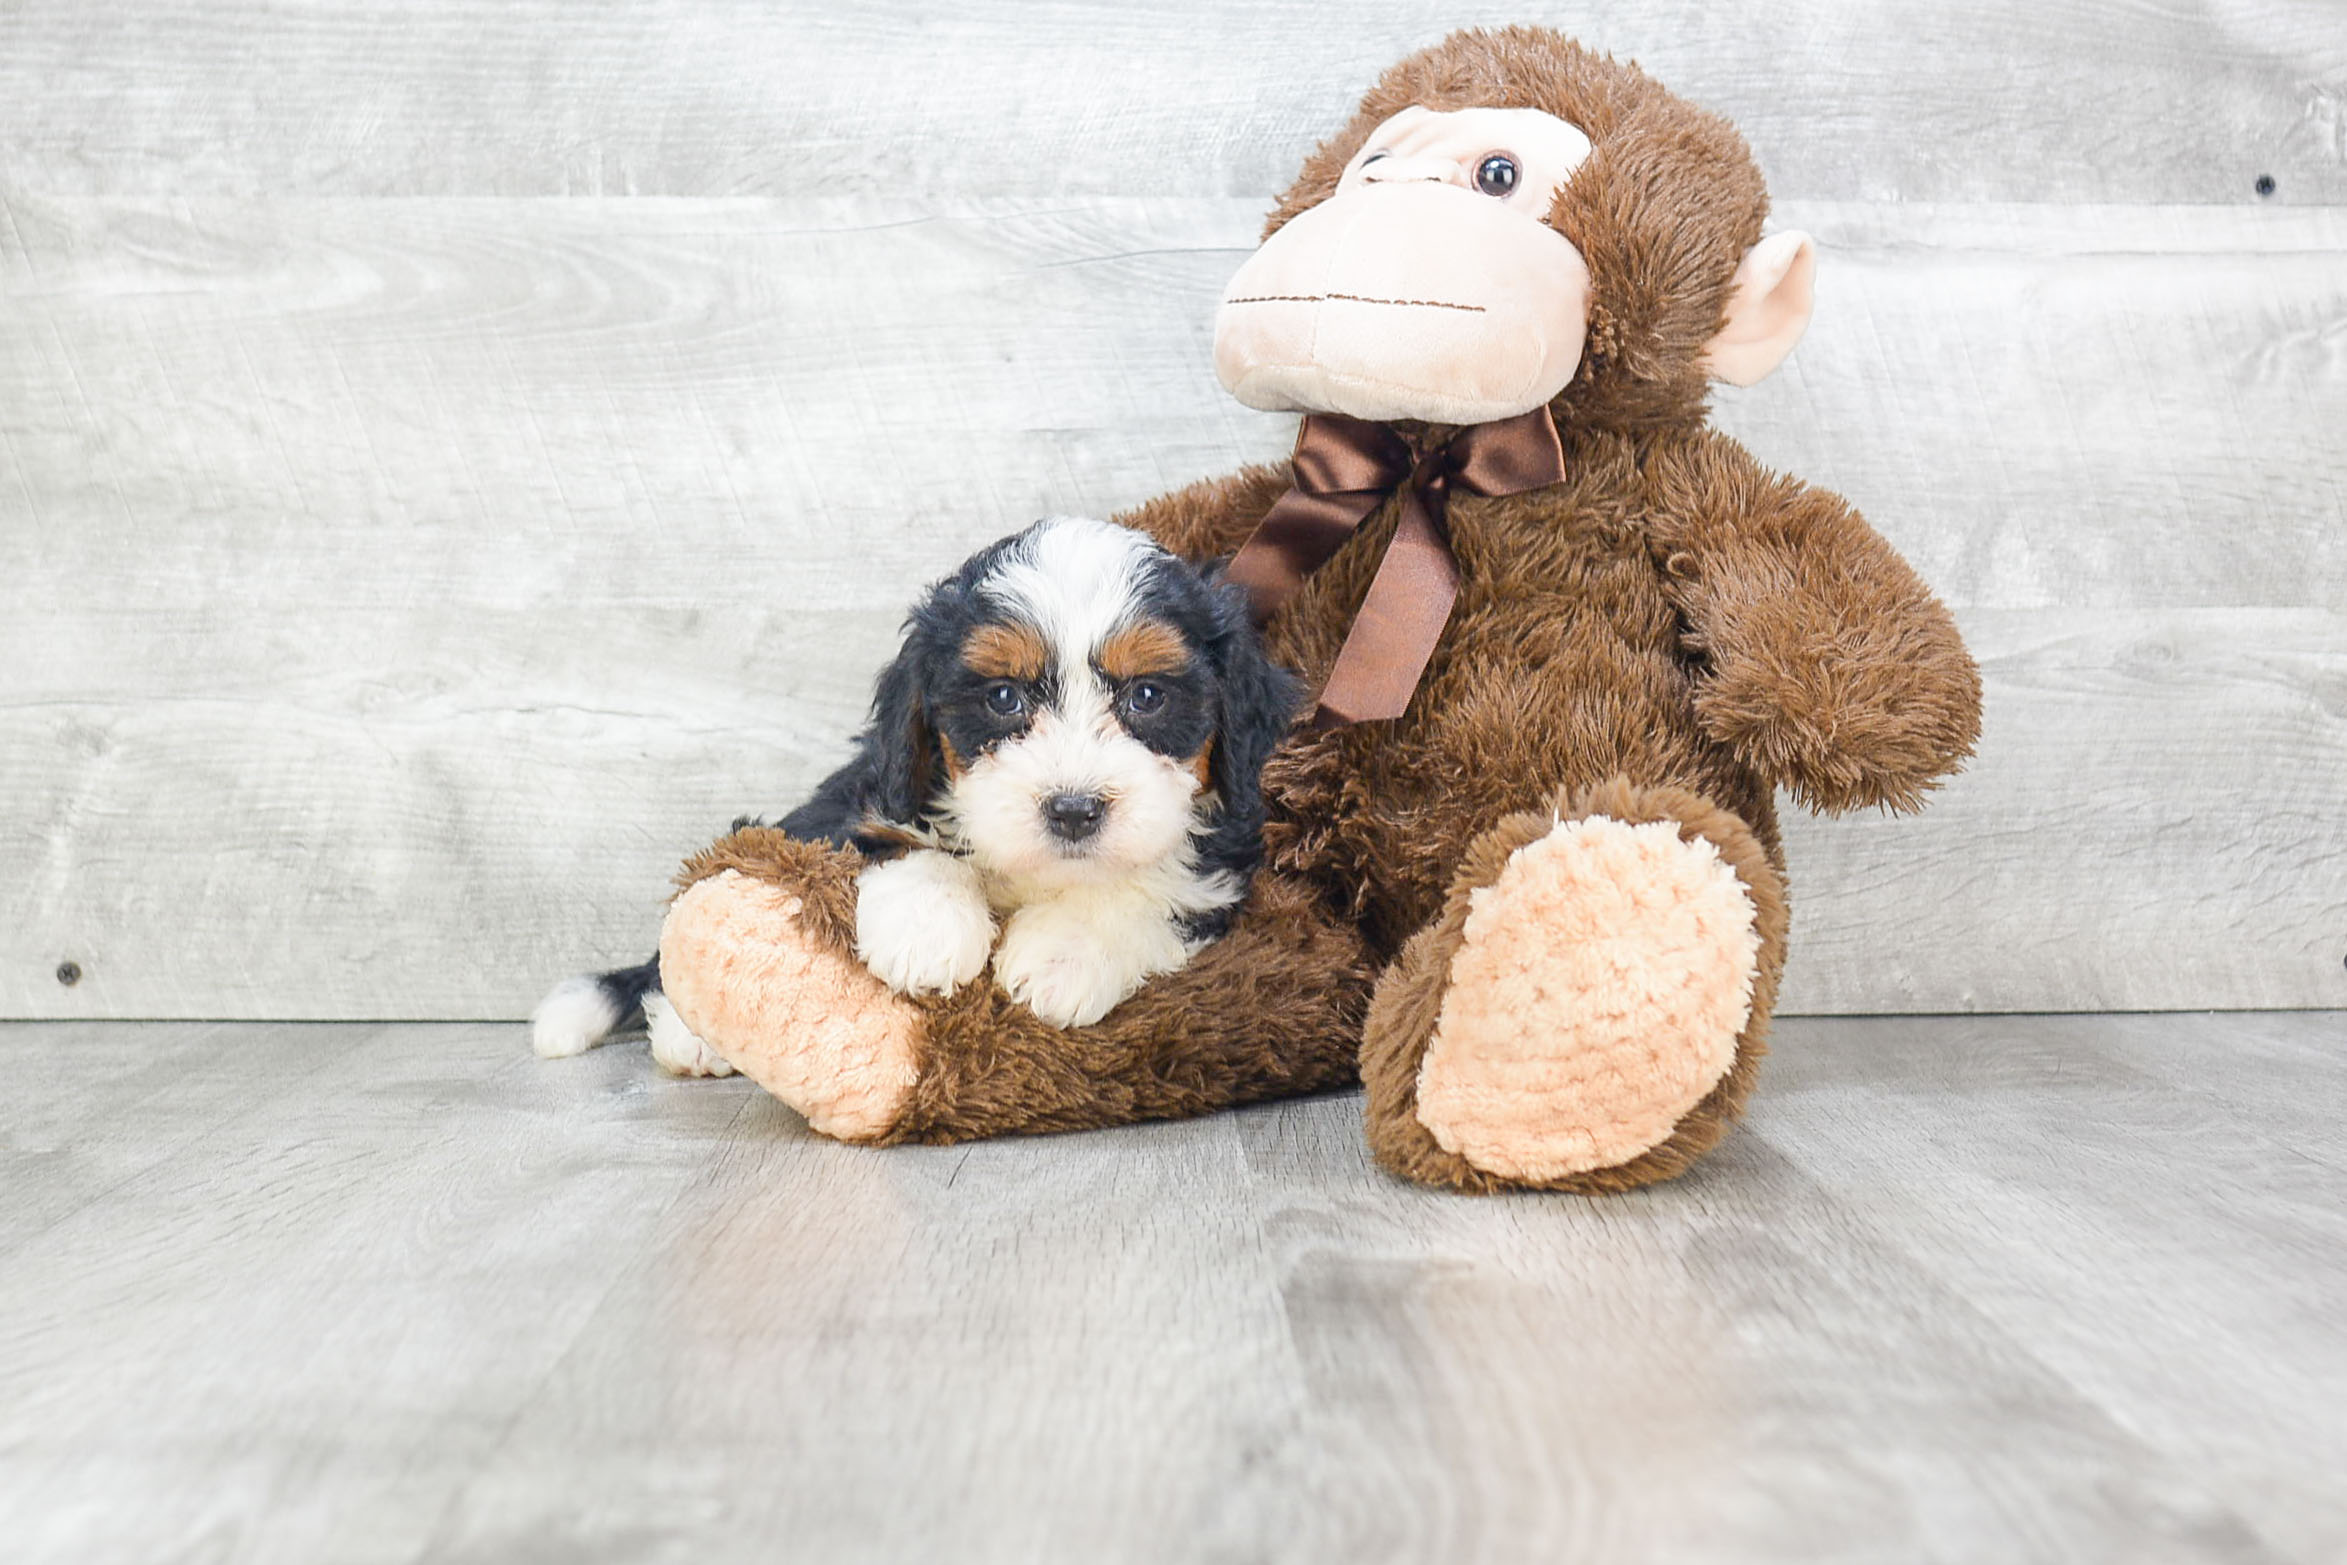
{"left": 658, "top": 870, "right": 921, "bottom": 1142}
{"left": 1416, "top": 815, "right": 1761, "bottom": 1180}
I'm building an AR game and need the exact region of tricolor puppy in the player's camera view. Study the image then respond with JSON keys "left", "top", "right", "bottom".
{"left": 820, "top": 515, "right": 1304, "bottom": 1026}
{"left": 533, "top": 515, "right": 1299, "bottom": 1068}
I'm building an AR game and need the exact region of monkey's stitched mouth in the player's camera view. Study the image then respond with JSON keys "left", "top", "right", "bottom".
{"left": 1225, "top": 292, "right": 1487, "bottom": 313}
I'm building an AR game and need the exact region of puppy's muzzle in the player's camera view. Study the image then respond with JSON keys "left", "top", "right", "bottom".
{"left": 1042, "top": 791, "right": 1108, "bottom": 843}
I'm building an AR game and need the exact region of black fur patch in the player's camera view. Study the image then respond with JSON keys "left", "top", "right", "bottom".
{"left": 1169, "top": 556, "right": 1305, "bottom": 937}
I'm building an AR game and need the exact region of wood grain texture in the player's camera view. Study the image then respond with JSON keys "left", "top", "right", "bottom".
{"left": 1779, "top": 606, "right": 2347, "bottom": 1014}
{"left": 2, "top": 194, "right": 2340, "bottom": 1017}
{"left": 1719, "top": 203, "right": 2347, "bottom": 611}
{"left": 0, "top": 1, "right": 2340, "bottom": 204}
{"left": 0, "top": 1023, "right": 755, "bottom": 1565}
{"left": 1759, "top": 1015, "right": 2347, "bottom": 1565}
{"left": 2, "top": 1013, "right": 2342, "bottom": 1562}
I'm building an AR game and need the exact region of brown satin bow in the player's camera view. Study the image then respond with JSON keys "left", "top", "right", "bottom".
{"left": 1224, "top": 407, "right": 1567, "bottom": 727}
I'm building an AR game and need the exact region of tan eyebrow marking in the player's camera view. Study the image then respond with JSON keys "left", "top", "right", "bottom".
{"left": 1098, "top": 621, "right": 1191, "bottom": 681}
{"left": 963, "top": 621, "right": 1048, "bottom": 681}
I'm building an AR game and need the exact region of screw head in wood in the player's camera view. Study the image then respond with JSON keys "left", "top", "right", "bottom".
{"left": 56, "top": 960, "right": 82, "bottom": 987}
{"left": 2255, "top": 174, "right": 2276, "bottom": 197}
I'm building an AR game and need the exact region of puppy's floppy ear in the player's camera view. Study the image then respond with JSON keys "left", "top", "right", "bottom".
{"left": 1204, "top": 579, "right": 1303, "bottom": 819}
{"left": 861, "top": 609, "right": 941, "bottom": 828}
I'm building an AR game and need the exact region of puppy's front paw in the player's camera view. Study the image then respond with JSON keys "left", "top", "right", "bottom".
{"left": 854, "top": 850, "right": 996, "bottom": 997}
{"left": 993, "top": 897, "right": 1186, "bottom": 1029}
{"left": 645, "top": 992, "right": 734, "bottom": 1078}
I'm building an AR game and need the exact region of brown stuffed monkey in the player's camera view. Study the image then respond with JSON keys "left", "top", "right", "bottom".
{"left": 653, "top": 26, "right": 1982, "bottom": 1194}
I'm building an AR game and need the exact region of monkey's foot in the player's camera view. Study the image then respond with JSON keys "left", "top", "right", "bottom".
{"left": 1416, "top": 813, "right": 1759, "bottom": 1178}
{"left": 1363, "top": 783, "right": 1784, "bottom": 1192}
{"left": 659, "top": 865, "right": 923, "bottom": 1142}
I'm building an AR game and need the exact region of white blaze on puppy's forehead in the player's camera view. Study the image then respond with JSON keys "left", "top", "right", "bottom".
{"left": 977, "top": 516, "right": 1165, "bottom": 695}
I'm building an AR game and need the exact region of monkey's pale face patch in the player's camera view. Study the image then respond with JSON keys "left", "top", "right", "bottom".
{"left": 1338, "top": 106, "right": 1593, "bottom": 207}
{"left": 1215, "top": 105, "right": 1594, "bottom": 425}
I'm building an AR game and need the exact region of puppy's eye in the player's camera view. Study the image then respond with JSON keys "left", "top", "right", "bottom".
{"left": 1474, "top": 153, "right": 1518, "bottom": 197}
{"left": 1124, "top": 681, "right": 1167, "bottom": 716}
{"left": 1361, "top": 150, "right": 1390, "bottom": 167}
{"left": 984, "top": 682, "right": 1025, "bottom": 717}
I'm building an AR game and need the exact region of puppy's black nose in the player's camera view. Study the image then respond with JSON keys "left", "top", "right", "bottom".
{"left": 1043, "top": 792, "right": 1107, "bottom": 842}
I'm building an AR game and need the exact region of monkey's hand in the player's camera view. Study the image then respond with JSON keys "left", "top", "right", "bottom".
{"left": 1652, "top": 436, "right": 1983, "bottom": 814}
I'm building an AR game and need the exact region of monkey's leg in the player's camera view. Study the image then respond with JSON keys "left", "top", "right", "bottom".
{"left": 1359, "top": 779, "right": 1789, "bottom": 1193}
{"left": 658, "top": 827, "right": 1374, "bottom": 1145}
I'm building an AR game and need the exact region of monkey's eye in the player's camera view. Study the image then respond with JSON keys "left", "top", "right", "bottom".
{"left": 983, "top": 682, "right": 1026, "bottom": 717}
{"left": 1474, "top": 153, "right": 1519, "bottom": 198}
{"left": 1124, "top": 681, "right": 1168, "bottom": 716}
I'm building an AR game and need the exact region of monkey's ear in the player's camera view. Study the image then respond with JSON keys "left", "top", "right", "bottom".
{"left": 1702, "top": 230, "right": 1817, "bottom": 387}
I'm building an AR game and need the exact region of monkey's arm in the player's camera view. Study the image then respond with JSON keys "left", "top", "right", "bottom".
{"left": 1648, "top": 433, "right": 1982, "bottom": 814}
{"left": 1112, "top": 461, "right": 1292, "bottom": 563}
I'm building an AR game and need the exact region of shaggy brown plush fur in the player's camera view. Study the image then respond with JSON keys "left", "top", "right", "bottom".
{"left": 674, "top": 828, "right": 1374, "bottom": 1143}
{"left": 657, "top": 27, "right": 1981, "bottom": 1191}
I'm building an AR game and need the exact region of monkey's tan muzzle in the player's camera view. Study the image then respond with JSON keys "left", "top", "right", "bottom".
{"left": 1213, "top": 181, "right": 1590, "bottom": 426}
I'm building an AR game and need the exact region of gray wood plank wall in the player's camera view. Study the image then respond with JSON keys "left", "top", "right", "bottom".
{"left": 3, "top": 2, "right": 2342, "bottom": 1019}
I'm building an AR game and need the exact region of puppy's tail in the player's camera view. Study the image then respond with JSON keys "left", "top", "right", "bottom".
{"left": 530, "top": 956, "right": 661, "bottom": 1060}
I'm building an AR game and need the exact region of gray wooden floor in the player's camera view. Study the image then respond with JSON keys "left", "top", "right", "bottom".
{"left": 3, "top": 1013, "right": 2342, "bottom": 1564}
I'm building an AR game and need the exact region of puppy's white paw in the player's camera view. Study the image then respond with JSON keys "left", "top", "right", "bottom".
{"left": 645, "top": 992, "right": 734, "bottom": 1078}
{"left": 854, "top": 850, "right": 996, "bottom": 998}
{"left": 992, "top": 895, "right": 1187, "bottom": 1029}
